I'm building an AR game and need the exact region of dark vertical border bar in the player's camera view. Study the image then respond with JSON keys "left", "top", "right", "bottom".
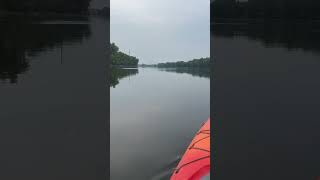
{"left": 106, "top": 0, "right": 111, "bottom": 179}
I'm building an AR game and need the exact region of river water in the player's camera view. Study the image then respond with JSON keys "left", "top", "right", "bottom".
{"left": 110, "top": 67, "right": 210, "bottom": 180}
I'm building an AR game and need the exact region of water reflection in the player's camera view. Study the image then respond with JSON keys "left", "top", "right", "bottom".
{"left": 111, "top": 67, "right": 210, "bottom": 180}
{"left": 0, "top": 17, "right": 90, "bottom": 83}
{"left": 158, "top": 67, "right": 210, "bottom": 78}
{"left": 110, "top": 67, "right": 209, "bottom": 88}
{"left": 110, "top": 68, "right": 139, "bottom": 87}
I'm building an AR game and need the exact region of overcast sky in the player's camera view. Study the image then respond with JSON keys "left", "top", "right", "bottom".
{"left": 111, "top": 0, "right": 210, "bottom": 64}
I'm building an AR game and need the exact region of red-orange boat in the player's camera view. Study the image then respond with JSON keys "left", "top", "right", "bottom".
{"left": 171, "top": 118, "right": 210, "bottom": 180}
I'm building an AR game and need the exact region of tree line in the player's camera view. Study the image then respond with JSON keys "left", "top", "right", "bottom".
{"left": 157, "top": 57, "right": 210, "bottom": 68}
{"left": 211, "top": 0, "right": 320, "bottom": 20}
{"left": 0, "top": 0, "right": 91, "bottom": 13}
{"left": 111, "top": 43, "right": 139, "bottom": 67}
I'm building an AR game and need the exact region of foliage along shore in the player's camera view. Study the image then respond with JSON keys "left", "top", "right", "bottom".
{"left": 111, "top": 43, "right": 139, "bottom": 67}
{"left": 140, "top": 57, "right": 210, "bottom": 68}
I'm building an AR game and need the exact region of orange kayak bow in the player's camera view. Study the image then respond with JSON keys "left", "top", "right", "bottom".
{"left": 171, "top": 118, "right": 210, "bottom": 180}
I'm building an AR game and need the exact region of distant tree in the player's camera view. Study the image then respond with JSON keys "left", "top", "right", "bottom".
{"left": 157, "top": 58, "right": 210, "bottom": 68}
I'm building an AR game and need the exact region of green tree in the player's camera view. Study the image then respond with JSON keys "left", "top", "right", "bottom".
{"left": 111, "top": 43, "right": 139, "bottom": 67}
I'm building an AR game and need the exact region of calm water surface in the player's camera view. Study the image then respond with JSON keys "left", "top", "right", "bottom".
{"left": 111, "top": 67, "right": 210, "bottom": 180}
{"left": 213, "top": 22, "right": 320, "bottom": 179}
{"left": 0, "top": 16, "right": 108, "bottom": 180}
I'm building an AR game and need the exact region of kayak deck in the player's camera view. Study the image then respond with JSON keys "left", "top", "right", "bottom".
{"left": 171, "top": 118, "right": 210, "bottom": 180}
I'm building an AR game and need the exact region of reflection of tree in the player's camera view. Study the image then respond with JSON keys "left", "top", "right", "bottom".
{"left": 0, "top": 48, "right": 29, "bottom": 84}
{"left": 0, "top": 18, "right": 91, "bottom": 83}
{"left": 110, "top": 68, "right": 139, "bottom": 87}
{"left": 158, "top": 67, "right": 210, "bottom": 79}
{"left": 212, "top": 22, "right": 320, "bottom": 53}
{"left": 211, "top": 0, "right": 320, "bottom": 20}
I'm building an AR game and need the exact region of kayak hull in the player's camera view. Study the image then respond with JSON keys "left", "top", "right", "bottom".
{"left": 171, "top": 118, "right": 210, "bottom": 180}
